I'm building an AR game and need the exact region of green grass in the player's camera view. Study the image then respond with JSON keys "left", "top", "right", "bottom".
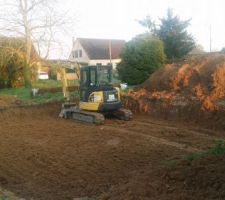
{"left": 161, "top": 141, "right": 225, "bottom": 166}
{"left": 0, "top": 87, "right": 31, "bottom": 101}
{"left": 0, "top": 79, "right": 79, "bottom": 104}
{"left": 183, "top": 141, "right": 225, "bottom": 161}
{"left": 0, "top": 87, "right": 65, "bottom": 104}
{"left": 32, "top": 79, "right": 79, "bottom": 88}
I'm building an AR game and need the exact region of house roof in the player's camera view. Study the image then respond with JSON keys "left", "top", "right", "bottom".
{"left": 77, "top": 38, "right": 125, "bottom": 60}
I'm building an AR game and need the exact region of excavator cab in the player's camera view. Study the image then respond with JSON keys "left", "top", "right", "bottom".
{"left": 79, "top": 65, "right": 121, "bottom": 112}
{"left": 59, "top": 65, "right": 132, "bottom": 124}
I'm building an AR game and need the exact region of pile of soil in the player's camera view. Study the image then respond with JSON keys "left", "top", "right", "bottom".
{"left": 123, "top": 53, "right": 225, "bottom": 130}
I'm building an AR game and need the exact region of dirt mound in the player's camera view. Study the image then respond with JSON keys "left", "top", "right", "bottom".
{"left": 141, "top": 53, "right": 225, "bottom": 110}
{"left": 123, "top": 53, "right": 225, "bottom": 130}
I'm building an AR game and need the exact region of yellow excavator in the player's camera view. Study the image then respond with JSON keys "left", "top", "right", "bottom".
{"left": 59, "top": 64, "right": 132, "bottom": 124}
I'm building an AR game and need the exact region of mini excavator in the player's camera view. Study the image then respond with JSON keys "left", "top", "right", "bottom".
{"left": 59, "top": 65, "right": 132, "bottom": 124}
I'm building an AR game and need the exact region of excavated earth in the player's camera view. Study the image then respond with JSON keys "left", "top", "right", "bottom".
{"left": 0, "top": 103, "right": 225, "bottom": 200}
{"left": 123, "top": 53, "right": 225, "bottom": 131}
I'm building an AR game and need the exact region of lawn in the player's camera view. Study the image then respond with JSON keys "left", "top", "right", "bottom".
{"left": 0, "top": 80, "right": 79, "bottom": 104}
{"left": 32, "top": 79, "right": 79, "bottom": 88}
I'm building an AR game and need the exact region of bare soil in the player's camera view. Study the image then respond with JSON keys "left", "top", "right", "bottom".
{"left": 123, "top": 53, "right": 225, "bottom": 130}
{"left": 0, "top": 94, "right": 22, "bottom": 108}
{"left": 0, "top": 103, "right": 224, "bottom": 200}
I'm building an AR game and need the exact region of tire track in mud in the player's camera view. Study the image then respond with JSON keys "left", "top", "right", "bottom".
{"left": 137, "top": 119, "right": 224, "bottom": 138}
{"left": 128, "top": 120, "right": 225, "bottom": 142}
{"left": 103, "top": 125, "right": 201, "bottom": 153}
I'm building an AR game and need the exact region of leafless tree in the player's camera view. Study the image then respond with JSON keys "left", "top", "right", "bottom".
{"left": 0, "top": 0, "right": 76, "bottom": 87}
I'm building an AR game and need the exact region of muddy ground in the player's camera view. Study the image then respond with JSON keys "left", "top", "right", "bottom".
{"left": 0, "top": 103, "right": 224, "bottom": 200}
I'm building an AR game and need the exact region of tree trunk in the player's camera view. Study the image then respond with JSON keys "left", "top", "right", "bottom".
{"left": 23, "top": 61, "right": 31, "bottom": 88}
{"left": 21, "top": 0, "right": 32, "bottom": 88}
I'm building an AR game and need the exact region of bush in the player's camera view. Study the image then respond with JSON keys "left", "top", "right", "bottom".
{"left": 49, "top": 68, "right": 57, "bottom": 80}
{"left": 0, "top": 78, "right": 6, "bottom": 89}
{"left": 117, "top": 34, "right": 165, "bottom": 85}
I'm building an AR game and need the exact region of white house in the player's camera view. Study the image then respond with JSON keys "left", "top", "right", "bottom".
{"left": 68, "top": 38, "right": 125, "bottom": 69}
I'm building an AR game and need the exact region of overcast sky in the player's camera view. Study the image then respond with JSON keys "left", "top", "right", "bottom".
{"left": 61, "top": 0, "right": 225, "bottom": 55}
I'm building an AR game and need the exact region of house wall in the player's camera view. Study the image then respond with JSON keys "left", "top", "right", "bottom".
{"left": 69, "top": 40, "right": 89, "bottom": 63}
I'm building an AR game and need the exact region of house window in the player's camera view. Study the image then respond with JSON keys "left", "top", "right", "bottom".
{"left": 75, "top": 50, "right": 78, "bottom": 58}
{"left": 72, "top": 50, "right": 78, "bottom": 58}
{"left": 79, "top": 49, "right": 82, "bottom": 58}
{"left": 72, "top": 49, "right": 82, "bottom": 58}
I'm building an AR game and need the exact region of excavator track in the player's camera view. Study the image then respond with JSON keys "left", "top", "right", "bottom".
{"left": 59, "top": 103, "right": 132, "bottom": 124}
{"left": 113, "top": 108, "right": 133, "bottom": 121}
{"left": 59, "top": 106, "right": 105, "bottom": 125}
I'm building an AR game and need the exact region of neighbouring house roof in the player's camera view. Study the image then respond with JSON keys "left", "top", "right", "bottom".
{"left": 77, "top": 38, "right": 125, "bottom": 60}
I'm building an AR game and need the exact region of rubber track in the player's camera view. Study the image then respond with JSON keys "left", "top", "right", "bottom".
{"left": 59, "top": 107, "right": 105, "bottom": 125}
{"left": 113, "top": 108, "right": 133, "bottom": 121}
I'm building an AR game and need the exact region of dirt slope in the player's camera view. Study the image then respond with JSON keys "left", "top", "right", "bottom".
{"left": 98, "top": 154, "right": 225, "bottom": 200}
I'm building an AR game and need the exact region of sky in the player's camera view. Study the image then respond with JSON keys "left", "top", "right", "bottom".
{"left": 60, "top": 0, "right": 225, "bottom": 57}
{"left": 1, "top": 0, "right": 224, "bottom": 58}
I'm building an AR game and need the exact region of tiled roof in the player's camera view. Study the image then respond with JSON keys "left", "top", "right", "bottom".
{"left": 77, "top": 38, "right": 125, "bottom": 60}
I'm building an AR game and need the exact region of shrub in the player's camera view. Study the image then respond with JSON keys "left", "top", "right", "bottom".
{"left": 117, "top": 34, "right": 165, "bottom": 85}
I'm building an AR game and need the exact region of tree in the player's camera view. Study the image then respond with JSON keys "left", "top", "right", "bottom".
{"left": 138, "top": 15, "right": 156, "bottom": 34}
{"left": 0, "top": 37, "right": 25, "bottom": 88}
{"left": 0, "top": 0, "right": 73, "bottom": 88}
{"left": 156, "top": 9, "right": 195, "bottom": 61}
{"left": 0, "top": 36, "right": 41, "bottom": 88}
{"left": 117, "top": 34, "right": 165, "bottom": 85}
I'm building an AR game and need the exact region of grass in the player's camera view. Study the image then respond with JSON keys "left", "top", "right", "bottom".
{"left": 0, "top": 79, "right": 130, "bottom": 105}
{"left": 32, "top": 79, "right": 79, "bottom": 88}
{"left": 0, "top": 80, "right": 79, "bottom": 104}
{"left": 183, "top": 140, "right": 225, "bottom": 161}
{"left": 161, "top": 140, "right": 225, "bottom": 166}
{"left": 0, "top": 87, "right": 66, "bottom": 104}
{"left": 0, "top": 87, "right": 31, "bottom": 101}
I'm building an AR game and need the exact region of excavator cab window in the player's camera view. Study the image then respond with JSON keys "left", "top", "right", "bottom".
{"left": 90, "top": 68, "right": 96, "bottom": 86}
{"left": 80, "top": 68, "right": 88, "bottom": 87}
{"left": 96, "top": 65, "right": 112, "bottom": 86}
{"left": 80, "top": 65, "right": 113, "bottom": 102}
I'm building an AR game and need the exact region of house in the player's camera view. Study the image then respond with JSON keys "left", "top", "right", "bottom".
{"left": 45, "top": 59, "right": 79, "bottom": 81}
{"left": 69, "top": 38, "right": 125, "bottom": 69}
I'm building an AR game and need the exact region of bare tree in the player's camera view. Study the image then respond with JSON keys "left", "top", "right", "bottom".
{"left": 0, "top": 0, "right": 75, "bottom": 87}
